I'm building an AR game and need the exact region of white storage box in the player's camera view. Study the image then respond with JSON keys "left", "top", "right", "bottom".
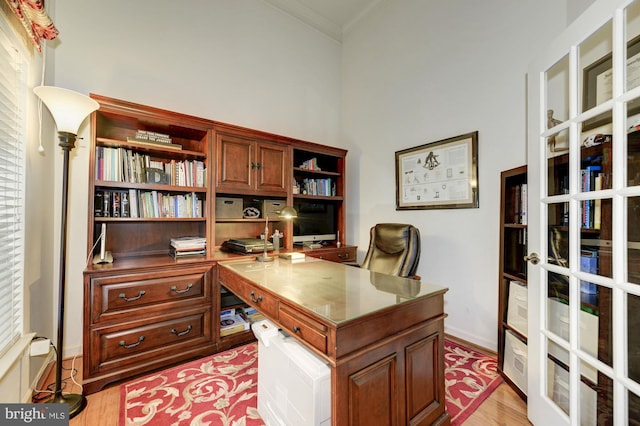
{"left": 506, "top": 280, "right": 528, "bottom": 337}
{"left": 547, "top": 298, "right": 599, "bottom": 382}
{"left": 547, "top": 359, "right": 597, "bottom": 424}
{"left": 503, "top": 329, "right": 527, "bottom": 395}
{"left": 252, "top": 320, "right": 331, "bottom": 426}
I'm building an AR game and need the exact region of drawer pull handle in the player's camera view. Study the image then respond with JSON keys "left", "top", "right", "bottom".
{"left": 119, "top": 290, "right": 146, "bottom": 302}
{"left": 171, "top": 325, "right": 193, "bottom": 337}
{"left": 119, "top": 336, "right": 145, "bottom": 349}
{"left": 292, "top": 326, "right": 301, "bottom": 333}
{"left": 170, "top": 284, "right": 193, "bottom": 294}
{"left": 250, "top": 291, "right": 263, "bottom": 303}
{"left": 338, "top": 253, "right": 348, "bottom": 259}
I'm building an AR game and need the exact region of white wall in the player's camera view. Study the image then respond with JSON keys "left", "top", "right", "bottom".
{"left": 50, "top": 0, "right": 343, "bottom": 356}
{"left": 341, "top": 0, "right": 568, "bottom": 349}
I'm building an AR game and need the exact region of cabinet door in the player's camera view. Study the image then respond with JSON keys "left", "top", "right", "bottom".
{"left": 255, "top": 141, "right": 288, "bottom": 193}
{"left": 216, "top": 133, "right": 254, "bottom": 191}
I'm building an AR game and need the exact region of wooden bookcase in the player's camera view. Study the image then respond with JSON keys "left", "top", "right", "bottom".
{"left": 83, "top": 94, "right": 354, "bottom": 392}
{"left": 497, "top": 165, "right": 528, "bottom": 400}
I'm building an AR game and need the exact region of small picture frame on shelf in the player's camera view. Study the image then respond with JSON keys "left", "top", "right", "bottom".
{"left": 145, "top": 168, "right": 169, "bottom": 185}
{"left": 395, "top": 131, "right": 479, "bottom": 210}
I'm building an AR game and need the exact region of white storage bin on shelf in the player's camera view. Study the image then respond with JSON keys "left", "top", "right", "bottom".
{"left": 547, "top": 297, "right": 599, "bottom": 382}
{"left": 252, "top": 319, "right": 331, "bottom": 426}
{"left": 506, "top": 280, "right": 528, "bottom": 337}
{"left": 547, "top": 358, "right": 597, "bottom": 424}
{"left": 503, "top": 329, "right": 528, "bottom": 395}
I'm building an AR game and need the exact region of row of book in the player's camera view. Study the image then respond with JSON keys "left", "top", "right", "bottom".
{"left": 220, "top": 307, "right": 265, "bottom": 337}
{"left": 581, "top": 166, "right": 603, "bottom": 230}
{"left": 95, "top": 146, "right": 206, "bottom": 187}
{"left": 295, "top": 178, "right": 335, "bottom": 196}
{"left": 170, "top": 236, "right": 206, "bottom": 258}
{"left": 510, "top": 183, "right": 527, "bottom": 225}
{"left": 298, "top": 157, "right": 321, "bottom": 170}
{"left": 95, "top": 189, "right": 204, "bottom": 218}
{"left": 580, "top": 248, "right": 598, "bottom": 294}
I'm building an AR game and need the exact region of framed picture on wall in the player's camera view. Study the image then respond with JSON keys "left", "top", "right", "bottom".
{"left": 582, "top": 34, "right": 640, "bottom": 130}
{"left": 395, "top": 131, "right": 479, "bottom": 210}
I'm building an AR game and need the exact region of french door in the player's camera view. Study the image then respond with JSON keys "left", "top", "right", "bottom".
{"left": 527, "top": 0, "right": 640, "bottom": 424}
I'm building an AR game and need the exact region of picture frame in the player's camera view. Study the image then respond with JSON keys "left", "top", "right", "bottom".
{"left": 582, "top": 34, "right": 640, "bottom": 130}
{"left": 395, "top": 131, "right": 479, "bottom": 210}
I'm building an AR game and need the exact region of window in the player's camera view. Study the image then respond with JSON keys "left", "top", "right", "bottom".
{"left": 0, "top": 25, "right": 27, "bottom": 357}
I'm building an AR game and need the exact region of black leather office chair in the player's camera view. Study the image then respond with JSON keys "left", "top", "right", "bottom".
{"left": 360, "top": 223, "right": 421, "bottom": 278}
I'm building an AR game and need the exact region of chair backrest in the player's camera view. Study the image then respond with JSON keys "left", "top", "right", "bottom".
{"left": 360, "top": 223, "right": 421, "bottom": 278}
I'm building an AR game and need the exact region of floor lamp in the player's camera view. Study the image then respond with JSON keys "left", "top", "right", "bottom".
{"left": 34, "top": 86, "right": 99, "bottom": 417}
{"left": 255, "top": 206, "right": 297, "bottom": 262}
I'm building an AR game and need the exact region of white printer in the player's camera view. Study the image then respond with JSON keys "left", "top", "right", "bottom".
{"left": 252, "top": 319, "right": 331, "bottom": 426}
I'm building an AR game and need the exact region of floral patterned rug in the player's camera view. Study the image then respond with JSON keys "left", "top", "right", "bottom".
{"left": 120, "top": 339, "right": 501, "bottom": 425}
{"left": 444, "top": 339, "right": 503, "bottom": 425}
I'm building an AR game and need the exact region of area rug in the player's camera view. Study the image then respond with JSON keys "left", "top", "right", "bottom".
{"left": 444, "top": 339, "right": 503, "bottom": 425}
{"left": 120, "top": 339, "right": 501, "bottom": 425}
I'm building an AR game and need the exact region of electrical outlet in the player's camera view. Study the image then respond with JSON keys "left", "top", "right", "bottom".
{"left": 30, "top": 339, "right": 51, "bottom": 356}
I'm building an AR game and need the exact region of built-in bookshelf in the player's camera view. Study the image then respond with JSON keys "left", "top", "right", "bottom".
{"left": 497, "top": 165, "right": 528, "bottom": 400}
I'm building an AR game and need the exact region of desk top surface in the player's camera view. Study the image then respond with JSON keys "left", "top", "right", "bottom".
{"left": 219, "top": 256, "right": 448, "bottom": 325}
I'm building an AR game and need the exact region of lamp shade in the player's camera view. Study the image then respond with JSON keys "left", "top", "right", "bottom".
{"left": 278, "top": 206, "right": 297, "bottom": 219}
{"left": 34, "top": 86, "right": 99, "bottom": 134}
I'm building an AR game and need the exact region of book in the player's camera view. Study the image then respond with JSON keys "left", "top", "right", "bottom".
{"left": 279, "top": 252, "right": 305, "bottom": 260}
{"left": 169, "top": 247, "right": 206, "bottom": 259}
{"left": 220, "top": 312, "right": 249, "bottom": 337}
{"left": 94, "top": 191, "right": 104, "bottom": 217}
{"left": 127, "top": 136, "right": 183, "bottom": 150}
{"left": 580, "top": 249, "right": 598, "bottom": 294}
{"left": 240, "top": 306, "right": 265, "bottom": 323}
{"left": 170, "top": 236, "right": 206, "bottom": 249}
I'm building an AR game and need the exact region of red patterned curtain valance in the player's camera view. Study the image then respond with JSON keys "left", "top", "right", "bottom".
{"left": 4, "top": 0, "right": 58, "bottom": 52}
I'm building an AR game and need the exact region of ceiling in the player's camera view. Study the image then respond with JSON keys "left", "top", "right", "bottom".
{"left": 263, "top": 0, "right": 381, "bottom": 42}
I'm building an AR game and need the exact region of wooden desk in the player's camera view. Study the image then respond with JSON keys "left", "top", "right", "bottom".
{"left": 217, "top": 257, "right": 450, "bottom": 426}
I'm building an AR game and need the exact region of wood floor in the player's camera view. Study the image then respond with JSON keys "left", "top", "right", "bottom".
{"left": 35, "top": 340, "right": 530, "bottom": 426}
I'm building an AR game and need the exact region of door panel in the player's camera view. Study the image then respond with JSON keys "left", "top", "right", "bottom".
{"left": 528, "top": 0, "right": 640, "bottom": 424}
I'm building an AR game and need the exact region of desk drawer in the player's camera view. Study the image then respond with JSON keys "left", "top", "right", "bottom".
{"left": 278, "top": 304, "right": 328, "bottom": 354}
{"left": 305, "top": 246, "right": 356, "bottom": 263}
{"left": 89, "top": 307, "right": 212, "bottom": 374}
{"left": 89, "top": 266, "right": 212, "bottom": 325}
{"left": 218, "top": 270, "right": 278, "bottom": 320}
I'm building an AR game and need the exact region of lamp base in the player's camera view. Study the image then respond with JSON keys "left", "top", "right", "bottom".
{"left": 47, "top": 392, "right": 87, "bottom": 418}
{"left": 255, "top": 255, "right": 274, "bottom": 262}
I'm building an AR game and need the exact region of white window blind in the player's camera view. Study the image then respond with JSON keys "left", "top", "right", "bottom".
{"left": 0, "top": 26, "right": 26, "bottom": 357}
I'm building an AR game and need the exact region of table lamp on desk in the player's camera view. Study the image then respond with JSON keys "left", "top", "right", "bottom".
{"left": 256, "top": 206, "right": 297, "bottom": 262}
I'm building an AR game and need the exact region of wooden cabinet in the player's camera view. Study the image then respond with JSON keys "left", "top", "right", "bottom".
{"left": 83, "top": 94, "right": 355, "bottom": 393}
{"left": 215, "top": 129, "right": 288, "bottom": 195}
{"left": 83, "top": 263, "right": 215, "bottom": 394}
{"left": 497, "top": 165, "right": 528, "bottom": 400}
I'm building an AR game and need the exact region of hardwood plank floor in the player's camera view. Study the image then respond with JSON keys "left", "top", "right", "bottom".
{"left": 36, "top": 345, "right": 530, "bottom": 425}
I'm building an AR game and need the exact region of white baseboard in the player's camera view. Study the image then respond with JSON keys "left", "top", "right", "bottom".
{"left": 444, "top": 324, "right": 496, "bottom": 353}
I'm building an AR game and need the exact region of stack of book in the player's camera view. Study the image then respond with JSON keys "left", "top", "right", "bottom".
{"left": 220, "top": 308, "right": 250, "bottom": 337}
{"left": 170, "top": 236, "right": 206, "bottom": 258}
{"left": 240, "top": 306, "right": 265, "bottom": 323}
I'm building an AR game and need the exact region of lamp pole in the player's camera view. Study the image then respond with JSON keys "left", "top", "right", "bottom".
{"left": 34, "top": 86, "right": 99, "bottom": 418}
{"left": 48, "top": 132, "right": 87, "bottom": 416}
